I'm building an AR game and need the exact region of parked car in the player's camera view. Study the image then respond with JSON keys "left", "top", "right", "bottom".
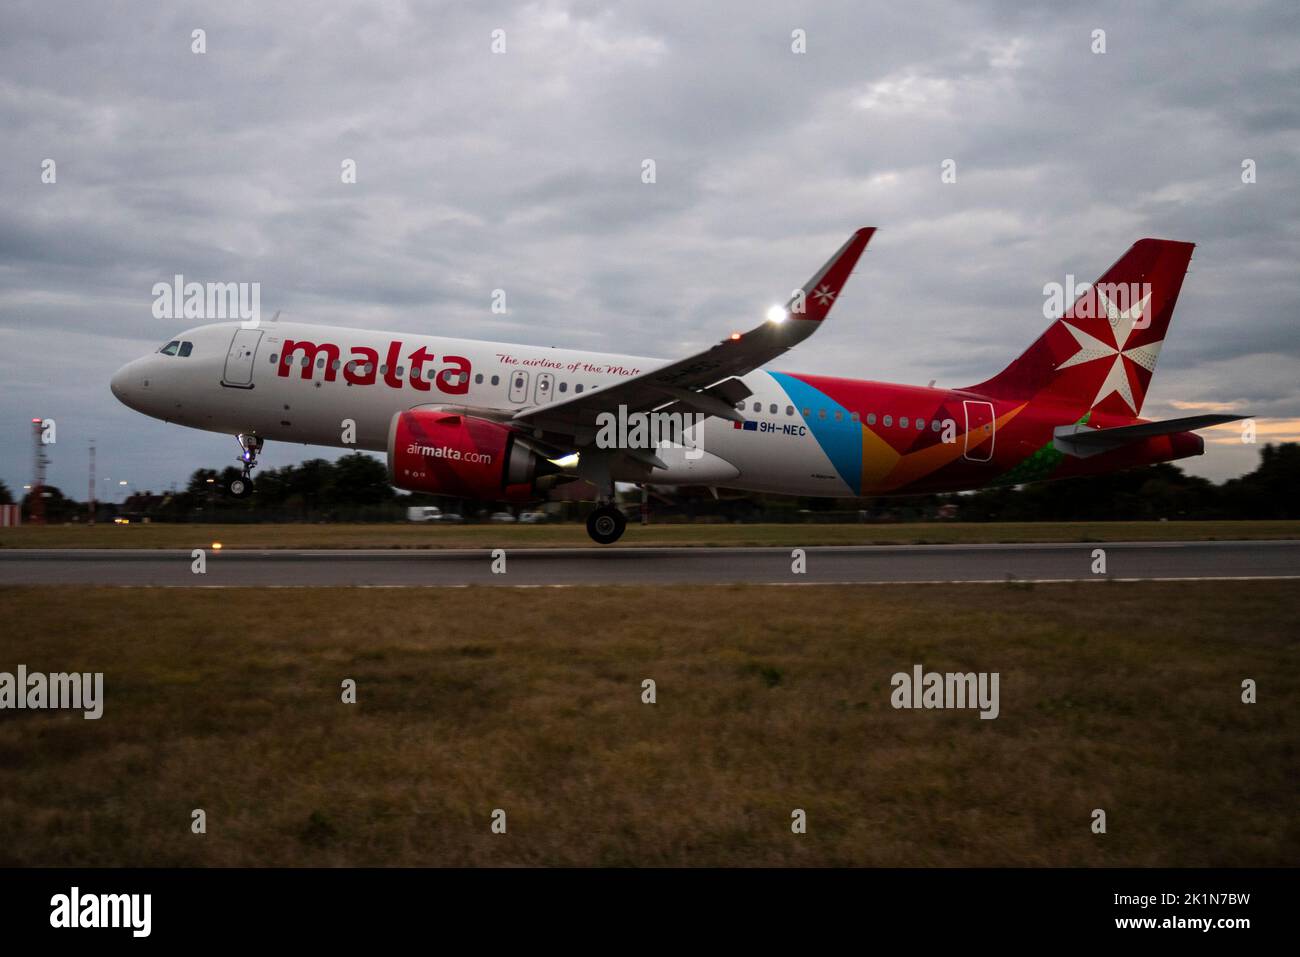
{"left": 488, "top": 511, "right": 517, "bottom": 523}
{"left": 406, "top": 506, "right": 463, "bottom": 523}
{"left": 518, "top": 511, "right": 548, "bottom": 524}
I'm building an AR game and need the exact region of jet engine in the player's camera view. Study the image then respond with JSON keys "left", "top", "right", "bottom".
{"left": 387, "top": 409, "right": 560, "bottom": 502}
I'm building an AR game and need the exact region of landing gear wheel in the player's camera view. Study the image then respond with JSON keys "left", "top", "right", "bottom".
{"left": 586, "top": 505, "right": 626, "bottom": 545}
{"left": 230, "top": 433, "right": 262, "bottom": 499}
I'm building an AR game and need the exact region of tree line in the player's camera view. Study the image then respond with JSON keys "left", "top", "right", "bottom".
{"left": 4, "top": 443, "right": 1298, "bottom": 523}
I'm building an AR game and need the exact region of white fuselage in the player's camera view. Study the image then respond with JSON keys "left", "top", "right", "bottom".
{"left": 111, "top": 321, "right": 858, "bottom": 497}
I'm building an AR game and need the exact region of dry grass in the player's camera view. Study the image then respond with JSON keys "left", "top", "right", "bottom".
{"left": 0, "top": 582, "right": 1295, "bottom": 867}
{"left": 3, "top": 520, "right": 1298, "bottom": 550}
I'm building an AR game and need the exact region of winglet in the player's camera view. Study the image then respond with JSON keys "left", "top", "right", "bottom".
{"left": 788, "top": 227, "right": 876, "bottom": 322}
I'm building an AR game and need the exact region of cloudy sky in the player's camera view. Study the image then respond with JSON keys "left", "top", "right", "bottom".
{"left": 1, "top": 0, "right": 1297, "bottom": 502}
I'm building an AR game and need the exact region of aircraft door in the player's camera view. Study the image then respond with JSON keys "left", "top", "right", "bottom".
{"left": 962, "top": 400, "right": 995, "bottom": 462}
{"left": 222, "top": 328, "right": 263, "bottom": 388}
{"left": 508, "top": 370, "right": 530, "bottom": 404}
{"left": 534, "top": 372, "right": 554, "bottom": 405}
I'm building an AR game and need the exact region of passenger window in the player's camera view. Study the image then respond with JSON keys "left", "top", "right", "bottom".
{"left": 317, "top": 357, "right": 326, "bottom": 369}
{"left": 802, "top": 407, "right": 811, "bottom": 417}
{"left": 559, "top": 382, "right": 568, "bottom": 393}
{"left": 850, "top": 412, "right": 860, "bottom": 423}
{"left": 178, "top": 341, "right": 193, "bottom": 357}
{"left": 752, "top": 402, "right": 762, "bottom": 413}
{"left": 270, "top": 353, "right": 278, "bottom": 364}
{"left": 834, "top": 410, "right": 843, "bottom": 422}
{"left": 491, "top": 375, "right": 500, "bottom": 386}
{"left": 301, "top": 356, "right": 310, "bottom": 367}
{"left": 867, "top": 413, "right": 877, "bottom": 425}
{"left": 575, "top": 384, "right": 584, "bottom": 394}
{"left": 916, "top": 418, "right": 924, "bottom": 430}
{"left": 900, "top": 416, "right": 909, "bottom": 428}
{"left": 159, "top": 340, "right": 180, "bottom": 356}
{"left": 883, "top": 415, "right": 893, "bottom": 427}
{"left": 379, "top": 364, "right": 388, "bottom": 375}
{"left": 475, "top": 374, "right": 484, "bottom": 384}
{"left": 331, "top": 360, "right": 341, "bottom": 370}
{"left": 769, "top": 403, "right": 777, "bottom": 414}
{"left": 427, "top": 368, "right": 436, "bottom": 379}
{"left": 786, "top": 406, "right": 794, "bottom": 416}
{"left": 818, "top": 409, "right": 827, "bottom": 420}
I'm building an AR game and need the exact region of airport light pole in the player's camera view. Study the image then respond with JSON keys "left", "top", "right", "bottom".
{"left": 88, "top": 440, "right": 96, "bottom": 525}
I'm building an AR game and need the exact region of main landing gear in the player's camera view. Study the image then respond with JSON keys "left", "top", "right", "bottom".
{"left": 229, "top": 433, "right": 263, "bottom": 498}
{"left": 571, "top": 449, "right": 626, "bottom": 544}
{"left": 586, "top": 504, "right": 627, "bottom": 545}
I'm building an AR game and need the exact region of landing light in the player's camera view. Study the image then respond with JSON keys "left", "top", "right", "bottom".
{"left": 765, "top": 305, "right": 788, "bottom": 324}
{"left": 212, "top": 542, "right": 223, "bottom": 550}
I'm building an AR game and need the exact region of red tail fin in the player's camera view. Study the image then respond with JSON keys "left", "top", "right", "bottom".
{"left": 966, "top": 239, "right": 1195, "bottom": 419}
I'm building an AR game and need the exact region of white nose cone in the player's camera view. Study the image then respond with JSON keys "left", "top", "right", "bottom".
{"left": 110, "top": 359, "right": 146, "bottom": 411}
{"left": 110, "top": 364, "right": 129, "bottom": 402}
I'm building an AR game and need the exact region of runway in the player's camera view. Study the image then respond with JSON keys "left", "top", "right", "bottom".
{"left": 1, "top": 540, "right": 1298, "bottom": 587}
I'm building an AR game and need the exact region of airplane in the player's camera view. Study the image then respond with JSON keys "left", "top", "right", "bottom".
{"left": 111, "top": 228, "right": 1247, "bottom": 543}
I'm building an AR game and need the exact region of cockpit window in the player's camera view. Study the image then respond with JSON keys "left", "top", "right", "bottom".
{"left": 178, "top": 341, "right": 193, "bottom": 357}
{"left": 158, "top": 340, "right": 180, "bottom": 356}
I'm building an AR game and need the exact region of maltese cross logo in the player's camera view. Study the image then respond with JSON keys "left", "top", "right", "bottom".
{"left": 1057, "top": 288, "right": 1160, "bottom": 412}
{"left": 812, "top": 284, "right": 835, "bottom": 306}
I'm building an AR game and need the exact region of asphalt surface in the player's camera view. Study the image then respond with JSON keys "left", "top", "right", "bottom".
{"left": 1, "top": 541, "right": 1297, "bottom": 586}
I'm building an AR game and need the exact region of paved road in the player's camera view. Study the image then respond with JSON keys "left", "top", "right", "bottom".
{"left": 1, "top": 541, "right": 1297, "bottom": 587}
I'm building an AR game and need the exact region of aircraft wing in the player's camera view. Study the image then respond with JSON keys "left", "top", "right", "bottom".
{"left": 513, "top": 227, "right": 876, "bottom": 443}
{"left": 1053, "top": 413, "right": 1248, "bottom": 457}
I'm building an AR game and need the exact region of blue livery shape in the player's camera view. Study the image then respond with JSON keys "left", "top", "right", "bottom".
{"left": 767, "top": 371, "right": 862, "bottom": 494}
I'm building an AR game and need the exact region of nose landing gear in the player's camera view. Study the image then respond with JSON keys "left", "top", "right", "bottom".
{"left": 229, "top": 434, "right": 263, "bottom": 498}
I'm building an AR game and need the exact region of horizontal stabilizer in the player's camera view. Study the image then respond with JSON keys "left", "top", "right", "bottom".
{"left": 1054, "top": 414, "right": 1247, "bottom": 458}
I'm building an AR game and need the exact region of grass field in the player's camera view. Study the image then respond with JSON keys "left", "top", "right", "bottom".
{"left": 2, "top": 519, "right": 1298, "bottom": 550}
{"left": 0, "top": 582, "right": 1294, "bottom": 866}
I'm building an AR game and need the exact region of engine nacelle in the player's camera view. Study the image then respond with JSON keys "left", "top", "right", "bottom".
{"left": 387, "top": 410, "right": 557, "bottom": 503}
